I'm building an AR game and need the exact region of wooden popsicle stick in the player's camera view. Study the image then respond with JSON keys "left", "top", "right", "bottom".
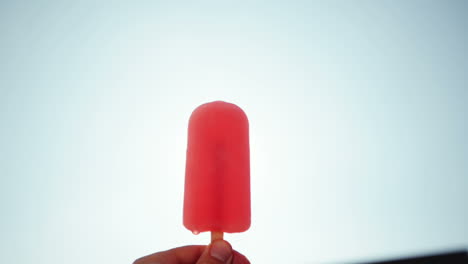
{"left": 211, "top": 231, "right": 223, "bottom": 242}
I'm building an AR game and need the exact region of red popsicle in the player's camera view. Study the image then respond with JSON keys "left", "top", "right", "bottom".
{"left": 184, "top": 101, "right": 250, "bottom": 240}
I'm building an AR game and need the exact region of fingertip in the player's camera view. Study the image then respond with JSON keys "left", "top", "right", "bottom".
{"left": 209, "top": 240, "right": 233, "bottom": 262}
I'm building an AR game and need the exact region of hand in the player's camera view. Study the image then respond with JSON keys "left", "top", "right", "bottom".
{"left": 133, "top": 240, "right": 250, "bottom": 264}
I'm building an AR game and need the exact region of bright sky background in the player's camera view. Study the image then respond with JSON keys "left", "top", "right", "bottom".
{"left": 1, "top": 1, "right": 467, "bottom": 263}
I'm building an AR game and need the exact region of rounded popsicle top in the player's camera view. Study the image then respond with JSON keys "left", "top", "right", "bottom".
{"left": 184, "top": 101, "right": 251, "bottom": 234}
{"left": 188, "top": 101, "right": 249, "bottom": 127}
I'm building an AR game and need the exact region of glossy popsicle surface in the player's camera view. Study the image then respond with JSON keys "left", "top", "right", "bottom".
{"left": 184, "top": 101, "right": 250, "bottom": 234}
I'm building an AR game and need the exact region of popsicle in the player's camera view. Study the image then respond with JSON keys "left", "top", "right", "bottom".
{"left": 183, "top": 101, "right": 250, "bottom": 241}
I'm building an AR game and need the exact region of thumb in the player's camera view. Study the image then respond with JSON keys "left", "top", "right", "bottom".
{"left": 196, "top": 240, "right": 233, "bottom": 264}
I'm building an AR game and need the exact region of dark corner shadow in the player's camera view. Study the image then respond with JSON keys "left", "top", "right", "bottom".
{"left": 357, "top": 250, "right": 468, "bottom": 264}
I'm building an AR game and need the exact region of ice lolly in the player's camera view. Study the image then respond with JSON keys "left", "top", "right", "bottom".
{"left": 183, "top": 101, "right": 250, "bottom": 239}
